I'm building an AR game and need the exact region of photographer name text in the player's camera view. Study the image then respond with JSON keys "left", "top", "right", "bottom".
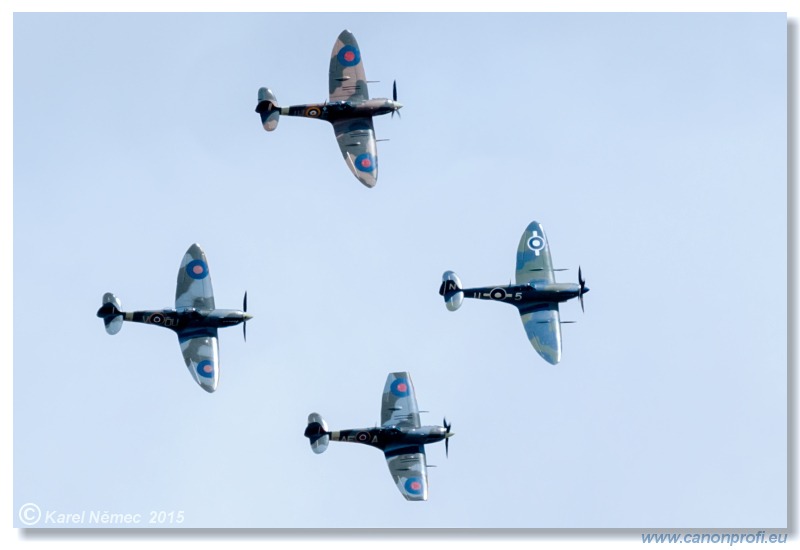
{"left": 42, "top": 509, "right": 184, "bottom": 525}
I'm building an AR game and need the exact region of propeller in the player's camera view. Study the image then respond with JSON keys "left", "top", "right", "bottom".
{"left": 578, "top": 266, "right": 587, "bottom": 313}
{"left": 443, "top": 417, "right": 453, "bottom": 458}
{"left": 391, "top": 80, "right": 401, "bottom": 119}
{"left": 243, "top": 291, "right": 249, "bottom": 342}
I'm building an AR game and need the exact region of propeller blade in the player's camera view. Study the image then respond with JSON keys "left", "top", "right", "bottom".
{"left": 391, "top": 80, "right": 401, "bottom": 118}
{"left": 577, "top": 267, "right": 586, "bottom": 313}
{"left": 580, "top": 293, "right": 585, "bottom": 313}
{"left": 243, "top": 291, "right": 249, "bottom": 341}
{"left": 443, "top": 417, "right": 452, "bottom": 458}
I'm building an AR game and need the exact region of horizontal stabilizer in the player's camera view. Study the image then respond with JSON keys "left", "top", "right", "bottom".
{"left": 304, "top": 413, "right": 330, "bottom": 454}
{"left": 104, "top": 315, "right": 123, "bottom": 335}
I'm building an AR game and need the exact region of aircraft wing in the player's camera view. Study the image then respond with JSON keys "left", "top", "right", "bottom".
{"left": 333, "top": 118, "right": 378, "bottom": 188}
{"left": 177, "top": 328, "right": 220, "bottom": 392}
{"left": 176, "top": 243, "right": 215, "bottom": 310}
{"left": 515, "top": 221, "right": 555, "bottom": 285}
{"left": 384, "top": 445, "right": 428, "bottom": 501}
{"left": 381, "top": 372, "right": 420, "bottom": 428}
{"left": 329, "top": 29, "right": 369, "bottom": 103}
{"left": 519, "top": 303, "right": 562, "bottom": 365}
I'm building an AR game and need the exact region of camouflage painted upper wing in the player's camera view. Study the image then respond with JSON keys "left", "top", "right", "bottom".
{"left": 384, "top": 445, "right": 428, "bottom": 501}
{"left": 519, "top": 303, "right": 562, "bottom": 365}
{"left": 380, "top": 372, "right": 421, "bottom": 428}
{"left": 175, "top": 243, "right": 215, "bottom": 310}
{"left": 333, "top": 118, "right": 378, "bottom": 188}
{"left": 176, "top": 328, "right": 220, "bottom": 393}
{"left": 515, "top": 221, "right": 555, "bottom": 285}
{"left": 329, "top": 29, "right": 369, "bottom": 102}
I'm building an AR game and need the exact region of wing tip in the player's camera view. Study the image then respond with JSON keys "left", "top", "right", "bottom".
{"left": 537, "top": 347, "right": 561, "bottom": 365}
{"left": 187, "top": 242, "right": 205, "bottom": 257}
{"left": 338, "top": 29, "right": 356, "bottom": 41}
{"left": 355, "top": 172, "right": 377, "bottom": 188}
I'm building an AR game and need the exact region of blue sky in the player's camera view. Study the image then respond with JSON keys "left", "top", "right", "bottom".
{"left": 5, "top": 3, "right": 795, "bottom": 542}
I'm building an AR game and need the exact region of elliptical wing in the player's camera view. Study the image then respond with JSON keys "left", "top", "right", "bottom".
{"left": 176, "top": 243, "right": 215, "bottom": 310}
{"left": 329, "top": 30, "right": 369, "bottom": 103}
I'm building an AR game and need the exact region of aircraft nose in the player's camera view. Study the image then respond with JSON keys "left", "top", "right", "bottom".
{"left": 394, "top": 101, "right": 403, "bottom": 110}
{"left": 244, "top": 312, "right": 254, "bottom": 320}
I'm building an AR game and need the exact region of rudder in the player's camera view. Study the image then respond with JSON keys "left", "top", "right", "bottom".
{"left": 304, "top": 413, "right": 330, "bottom": 454}
{"left": 439, "top": 271, "right": 464, "bottom": 311}
{"left": 255, "top": 87, "right": 280, "bottom": 131}
{"left": 97, "top": 292, "right": 124, "bottom": 335}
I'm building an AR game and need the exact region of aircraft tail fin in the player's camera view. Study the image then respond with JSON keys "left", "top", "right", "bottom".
{"left": 255, "top": 87, "right": 280, "bottom": 131}
{"left": 438, "top": 271, "right": 464, "bottom": 311}
{"left": 96, "top": 292, "right": 124, "bottom": 335}
{"left": 304, "top": 413, "right": 330, "bottom": 454}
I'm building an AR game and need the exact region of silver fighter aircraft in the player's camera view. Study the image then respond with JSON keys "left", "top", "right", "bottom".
{"left": 439, "top": 221, "right": 588, "bottom": 364}
{"left": 96, "top": 244, "right": 252, "bottom": 393}
{"left": 304, "top": 372, "right": 453, "bottom": 501}
{"left": 255, "top": 29, "right": 402, "bottom": 188}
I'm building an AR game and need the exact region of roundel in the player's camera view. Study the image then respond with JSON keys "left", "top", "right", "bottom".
{"left": 337, "top": 45, "right": 361, "bottom": 67}
{"left": 354, "top": 153, "right": 375, "bottom": 173}
{"left": 186, "top": 259, "right": 209, "bottom": 280}
{"left": 404, "top": 477, "right": 424, "bottom": 496}
{"left": 490, "top": 288, "right": 507, "bottom": 300}
{"left": 527, "top": 232, "right": 545, "bottom": 252}
{"left": 196, "top": 360, "right": 215, "bottom": 379}
{"left": 148, "top": 313, "right": 164, "bottom": 324}
{"left": 356, "top": 431, "right": 371, "bottom": 443}
{"left": 305, "top": 106, "right": 321, "bottom": 117}
{"left": 390, "top": 378, "right": 410, "bottom": 397}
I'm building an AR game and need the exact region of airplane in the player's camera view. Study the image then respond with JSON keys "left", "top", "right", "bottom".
{"left": 304, "top": 372, "right": 453, "bottom": 501}
{"left": 255, "top": 29, "right": 402, "bottom": 188}
{"left": 96, "top": 244, "right": 252, "bottom": 393}
{"left": 438, "top": 221, "right": 588, "bottom": 365}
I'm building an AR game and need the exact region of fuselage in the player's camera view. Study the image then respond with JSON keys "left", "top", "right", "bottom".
{"left": 280, "top": 98, "right": 401, "bottom": 123}
{"left": 454, "top": 282, "right": 586, "bottom": 308}
{"left": 119, "top": 308, "right": 251, "bottom": 333}
{"left": 331, "top": 425, "right": 448, "bottom": 451}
